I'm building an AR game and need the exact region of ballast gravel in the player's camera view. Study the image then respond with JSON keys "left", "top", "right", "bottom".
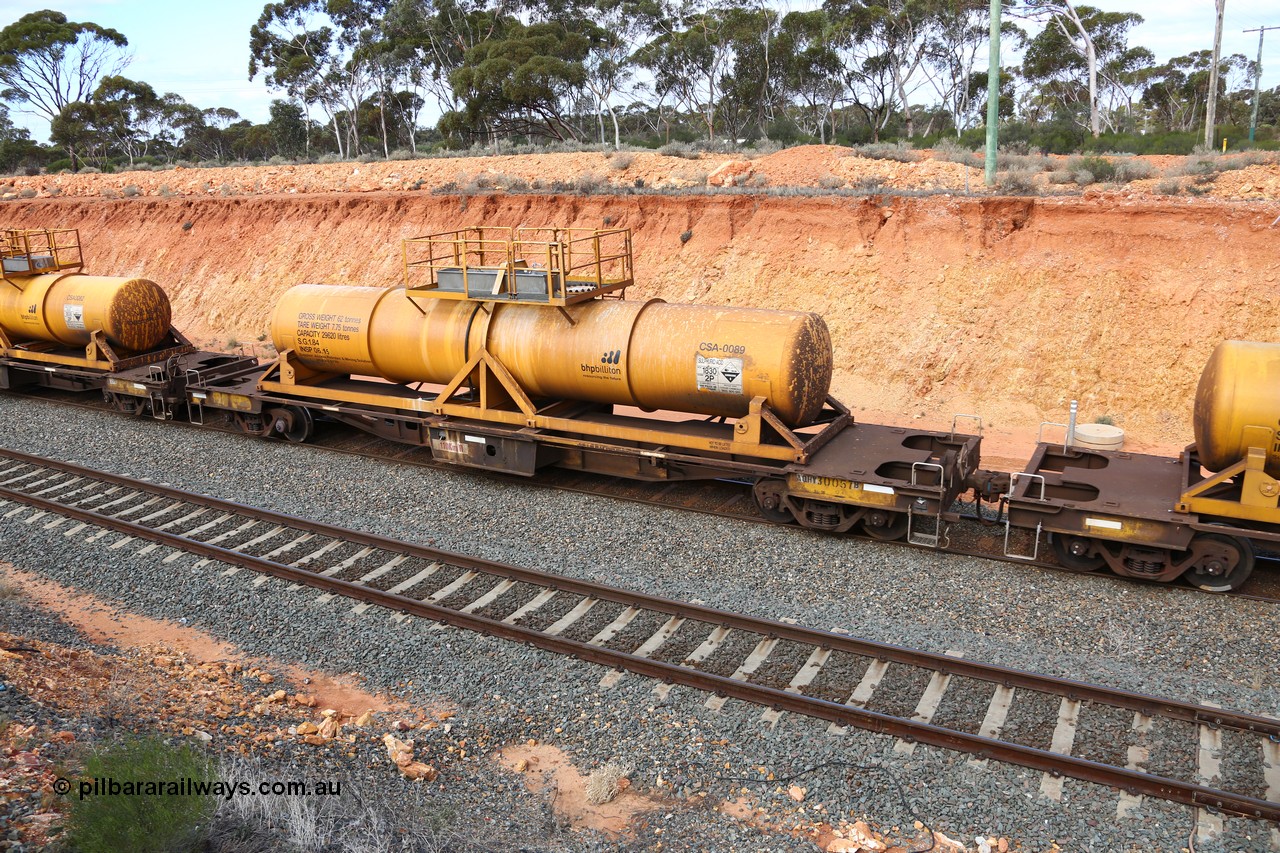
{"left": 0, "top": 395, "right": 1278, "bottom": 852}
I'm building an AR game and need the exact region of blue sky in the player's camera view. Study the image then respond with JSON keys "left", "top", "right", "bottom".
{"left": 2, "top": 0, "right": 1278, "bottom": 142}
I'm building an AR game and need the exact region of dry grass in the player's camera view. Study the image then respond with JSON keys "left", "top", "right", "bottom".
{"left": 584, "top": 761, "right": 634, "bottom": 805}
{"left": 207, "top": 758, "right": 483, "bottom": 853}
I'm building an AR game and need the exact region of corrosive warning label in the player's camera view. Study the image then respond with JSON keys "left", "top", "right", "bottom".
{"left": 696, "top": 354, "right": 743, "bottom": 394}
{"left": 63, "top": 304, "right": 85, "bottom": 331}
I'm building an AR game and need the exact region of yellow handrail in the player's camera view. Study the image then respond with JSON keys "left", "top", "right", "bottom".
{"left": 402, "top": 226, "right": 633, "bottom": 303}
{"left": 1, "top": 228, "right": 83, "bottom": 274}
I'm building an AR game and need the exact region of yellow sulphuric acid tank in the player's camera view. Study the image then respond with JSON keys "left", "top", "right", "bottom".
{"left": 0, "top": 272, "right": 172, "bottom": 352}
{"left": 1193, "top": 340, "right": 1280, "bottom": 475}
{"left": 271, "top": 284, "right": 834, "bottom": 427}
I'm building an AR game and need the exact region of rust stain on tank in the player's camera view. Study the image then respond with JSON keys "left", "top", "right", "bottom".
{"left": 107, "top": 278, "right": 173, "bottom": 352}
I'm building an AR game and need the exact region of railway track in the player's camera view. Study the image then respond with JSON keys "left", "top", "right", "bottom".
{"left": 11, "top": 389, "right": 1280, "bottom": 604}
{"left": 1, "top": 446, "right": 1278, "bottom": 832}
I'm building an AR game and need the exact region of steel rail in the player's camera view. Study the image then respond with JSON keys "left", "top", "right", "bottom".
{"left": 1, "top": 444, "right": 1277, "bottom": 744}
{"left": 0, "top": 477, "right": 1277, "bottom": 822}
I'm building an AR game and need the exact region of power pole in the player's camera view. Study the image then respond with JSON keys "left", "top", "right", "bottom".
{"left": 984, "top": 0, "right": 1001, "bottom": 186}
{"left": 1205, "top": 0, "right": 1226, "bottom": 150}
{"left": 1245, "top": 25, "right": 1279, "bottom": 143}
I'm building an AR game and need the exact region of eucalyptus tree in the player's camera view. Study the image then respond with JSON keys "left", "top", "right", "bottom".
{"left": 715, "top": 1, "right": 783, "bottom": 141}
{"left": 442, "top": 17, "right": 597, "bottom": 142}
{"left": 922, "top": 0, "right": 1022, "bottom": 135}
{"left": 823, "top": 0, "right": 939, "bottom": 138}
{"left": 0, "top": 10, "right": 130, "bottom": 123}
{"left": 773, "top": 10, "right": 845, "bottom": 142}
{"left": 250, "top": 1, "right": 350, "bottom": 156}
{"left": 822, "top": 0, "right": 901, "bottom": 140}
{"left": 636, "top": 1, "right": 744, "bottom": 141}
{"left": 90, "top": 76, "right": 167, "bottom": 166}
{"left": 1021, "top": 1, "right": 1147, "bottom": 137}
{"left": 1140, "top": 50, "right": 1253, "bottom": 132}
{"left": 559, "top": 0, "right": 653, "bottom": 147}
{"left": 380, "top": 0, "right": 517, "bottom": 147}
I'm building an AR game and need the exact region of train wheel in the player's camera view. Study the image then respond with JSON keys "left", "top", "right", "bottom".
{"left": 1048, "top": 533, "right": 1104, "bottom": 573}
{"left": 752, "top": 479, "right": 795, "bottom": 524}
{"left": 1183, "top": 533, "right": 1254, "bottom": 593}
{"left": 267, "top": 406, "right": 314, "bottom": 443}
{"left": 861, "top": 509, "right": 907, "bottom": 542}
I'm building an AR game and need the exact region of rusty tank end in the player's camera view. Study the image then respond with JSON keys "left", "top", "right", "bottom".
{"left": 0, "top": 273, "right": 172, "bottom": 352}
{"left": 1193, "top": 340, "right": 1280, "bottom": 476}
{"left": 270, "top": 284, "right": 833, "bottom": 427}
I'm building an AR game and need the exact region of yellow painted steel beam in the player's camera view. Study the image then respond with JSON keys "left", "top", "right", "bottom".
{"left": 255, "top": 377, "right": 809, "bottom": 463}
{"left": 1178, "top": 495, "right": 1280, "bottom": 525}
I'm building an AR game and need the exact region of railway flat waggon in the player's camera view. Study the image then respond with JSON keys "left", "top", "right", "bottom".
{"left": 190, "top": 227, "right": 981, "bottom": 545}
{"left": 1002, "top": 340, "right": 1280, "bottom": 592}
{"left": 0, "top": 228, "right": 251, "bottom": 412}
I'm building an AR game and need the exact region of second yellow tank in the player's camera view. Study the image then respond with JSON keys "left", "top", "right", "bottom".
{"left": 1193, "top": 340, "right": 1280, "bottom": 475}
{"left": 270, "top": 285, "right": 833, "bottom": 427}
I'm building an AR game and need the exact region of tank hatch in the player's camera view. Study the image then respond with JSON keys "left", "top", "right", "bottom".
{"left": 2, "top": 228, "right": 84, "bottom": 282}
{"left": 402, "top": 226, "right": 633, "bottom": 307}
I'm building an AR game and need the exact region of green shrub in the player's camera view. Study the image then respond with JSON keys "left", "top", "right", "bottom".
{"left": 1111, "top": 157, "right": 1153, "bottom": 181}
{"left": 931, "top": 138, "right": 979, "bottom": 165}
{"left": 658, "top": 141, "right": 700, "bottom": 159}
{"left": 1215, "top": 151, "right": 1271, "bottom": 171}
{"left": 607, "top": 151, "right": 636, "bottom": 170}
{"left": 45, "top": 158, "right": 72, "bottom": 173}
{"left": 1155, "top": 179, "right": 1182, "bottom": 195}
{"left": 852, "top": 175, "right": 886, "bottom": 193}
{"left": 1066, "top": 156, "right": 1115, "bottom": 183}
{"left": 746, "top": 138, "right": 784, "bottom": 157}
{"left": 997, "top": 152, "right": 1051, "bottom": 172}
{"left": 1167, "top": 154, "right": 1220, "bottom": 178}
{"left": 65, "top": 736, "right": 215, "bottom": 853}
{"left": 849, "top": 141, "right": 919, "bottom": 162}
{"left": 996, "top": 168, "right": 1039, "bottom": 194}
